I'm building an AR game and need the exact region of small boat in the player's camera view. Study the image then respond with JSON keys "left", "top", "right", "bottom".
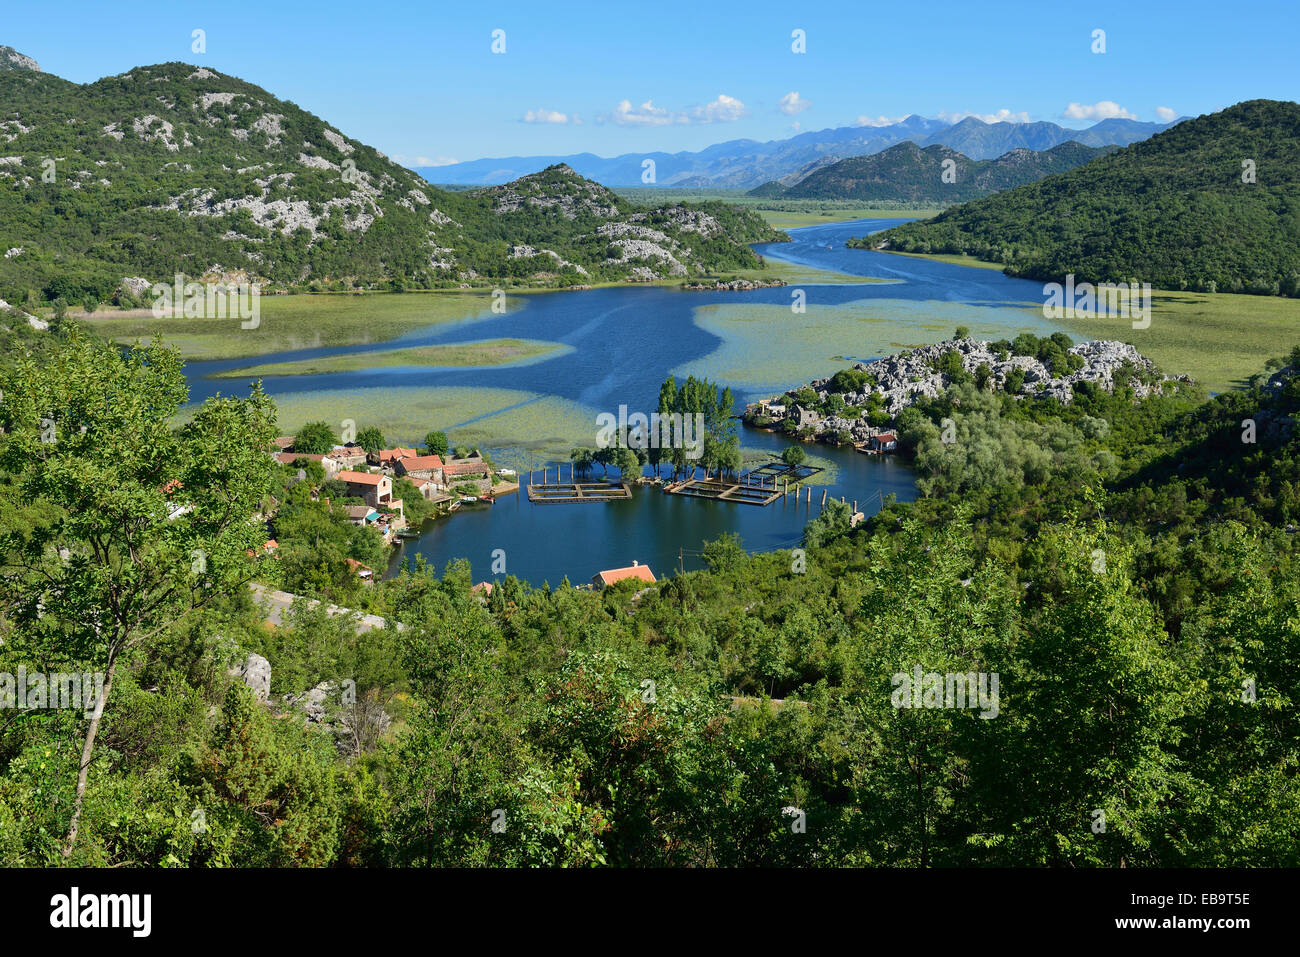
{"left": 461, "top": 496, "right": 478, "bottom": 503}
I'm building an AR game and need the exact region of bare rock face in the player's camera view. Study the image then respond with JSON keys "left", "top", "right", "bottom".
{"left": 229, "top": 653, "right": 272, "bottom": 702}
{"left": 120, "top": 276, "right": 153, "bottom": 298}
{"left": 0, "top": 46, "right": 39, "bottom": 73}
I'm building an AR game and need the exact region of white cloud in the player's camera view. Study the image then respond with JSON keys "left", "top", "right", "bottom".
{"left": 937, "top": 108, "right": 1032, "bottom": 125}
{"left": 689, "top": 94, "right": 747, "bottom": 123}
{"left": 523, "top": 108, "right": 579, "bottom": 125}
{"left": 778, "top": 91, "right": 811, "bottom": 115}
{"left": 855, "top": 114, "right": 908, "bottom": 127}
{"left": 606, "top": 98, "right": 675, "bottom": 126}
{"left": 1061, "top": 100, "right": 1137, "bottom": 121}
{"left": 603, "top": 94, "right": 746, "bottom": 126}
{"left": 1154, "top": 105, "right": 1177, "bottom": 122}
{"left": 790, "top": 121, "right": 802, "bottom": 132}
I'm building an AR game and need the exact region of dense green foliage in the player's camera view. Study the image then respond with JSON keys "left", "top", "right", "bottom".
{"left": 852, "top": 100, "right": 1300, "bottom": 297}
{"left": 0, "top": 64, "right": 784, "bottom": 305}
{"left": 756, "top": 141, "right": 1112, "bottom": 203}
{"left": 2, "top": 329, "right": 1299, "bottom": 867}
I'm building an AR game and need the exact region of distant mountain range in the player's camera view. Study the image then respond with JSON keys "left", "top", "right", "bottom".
{"left": 0, "top": 53, "right": 783, "bottom": 305}
{"left": 750, "top": 141, "right": 1117, "bottom": 203}
{"left": 418, "top": 114, "right": 1181, "bottom": 190}
{"left": 856, "top": 100, "right": 1300, "bottom": 298}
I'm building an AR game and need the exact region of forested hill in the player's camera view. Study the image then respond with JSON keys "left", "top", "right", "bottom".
{"left": 0, "top": 62, "right": 783, "bottom": 306}
{"left": 852, "top": 100, "right": 1300, "bottom": 297}
{"left": 750, "top": 141, "right": 1113, "bottom": 203}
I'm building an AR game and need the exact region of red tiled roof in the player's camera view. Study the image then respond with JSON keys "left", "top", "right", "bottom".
{"left": 378, "top": 447, "right": 417, "bottom": 462}
{"left": 874, "top": 432, "right": 898, "bottom": 443}
{"left": 337, "top": 470, "right": 386, "bottom": 486}
{"left": 444, "top": 460, "right": 489, "bottom": 476}
{"left": 276, "top": 452, "right": 325, "bottom": 465}
{"left": 273, "top": 436, "right": 295, "bottom": 449}
{"left": 595, "top": 564, "right": 656, "bottom": 586}
{"left": 398, "top": 454, "right": 444, "bottom": 472}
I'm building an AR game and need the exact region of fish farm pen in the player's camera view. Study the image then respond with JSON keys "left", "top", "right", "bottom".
{"left": 526, "top": 480, "right": 633, "bottom": 504}
{"left": 663, "top": 461, "right": 824, "bottom": 506}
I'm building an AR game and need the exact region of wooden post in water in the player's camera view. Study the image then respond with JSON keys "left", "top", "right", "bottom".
{"left": 821, "top": 489, "right": 828, "bottom": 507}
{"left": 806, "top": 485, "right": 811, "bottom": 503}
{"left": 853, "top": 500, "right": 858, "bottom": 513}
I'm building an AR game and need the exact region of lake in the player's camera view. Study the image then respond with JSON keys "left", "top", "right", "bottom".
{"left": 185, "top": 218, "right": 1056, "bottom": 585}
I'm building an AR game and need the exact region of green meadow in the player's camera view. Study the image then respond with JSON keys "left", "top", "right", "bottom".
{"left": 611, "top": 187, "right": 943, "bottom": 230}
{"left": 84, "top": 290, "right": 509, "bottom": 361}
{"left": 214, "top": 338, "right": 569, "bottom": 378}
{"left": 728, "top": 257, "right": 892, "bottom": 286}
{"left": 876, "top": 249, "right": 1008, "bottom": 271}
{"left": 1055, "top": 290, "right": 1300, "bottom": 393}
{"left": 756, "top": 206, "right": 944, "bottom": 229}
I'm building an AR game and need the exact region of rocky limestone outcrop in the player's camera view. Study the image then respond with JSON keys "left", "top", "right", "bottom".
{"left": 681, "top": 277, "right": 788, "bottom": 291}
{"left": 228, "top": 652, "right": 272, "bottom": 702}
{"left": 745, "top": 337, "right": 1192, "bottom": 446}
{"left": 280, "top": 680, "right": 392, "bottom": 756}
{"left": 0, "top": 46, "right": 39, "bottom": 73}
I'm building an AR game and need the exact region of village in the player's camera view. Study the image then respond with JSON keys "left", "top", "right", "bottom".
{"left": 258, "top": 435, "right": 519, "bottom": 576}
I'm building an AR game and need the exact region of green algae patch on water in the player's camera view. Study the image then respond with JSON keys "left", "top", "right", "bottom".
{"left": 739, "top": 446, "right": 838, "bottom": 487}
{"left": 442, "top": 395, "right": 607, "bottom": 471}
{"left": 201, "top": 384, "right": 601, "bottom": 468}
{"left": 213, "top": 338, "right": 571, "bottom": 378}
{"left": 675, "top": 297, "right": 1047, "bottom": 395}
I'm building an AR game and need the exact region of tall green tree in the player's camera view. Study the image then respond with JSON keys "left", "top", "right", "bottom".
{"left": 293, "top": 421, "right": 336, "bottom": 455}
{"left": 0, "top": 330, "right": 277, "bottom": 858}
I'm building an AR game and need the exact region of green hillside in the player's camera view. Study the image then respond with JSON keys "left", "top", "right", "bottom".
{"left": 850, "top": 100, "right": 1300, "bottom": 297}
{"left": 0, "top": 63, "right": 784, "bottom": 306}
{"left": 754, "top": 141, "right": 1111, "bottom": 203}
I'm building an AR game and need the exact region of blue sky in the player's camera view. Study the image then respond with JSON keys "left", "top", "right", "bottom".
{"left": 4, "top": 0, "right": 1296, "bottom": 165}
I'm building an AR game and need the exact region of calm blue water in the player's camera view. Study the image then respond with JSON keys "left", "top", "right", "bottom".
{"left": 184, "top": 219, "right": 1050, "bottom": 584}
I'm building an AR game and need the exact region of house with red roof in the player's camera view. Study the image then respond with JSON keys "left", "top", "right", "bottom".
{"left": 591, "top": 561, "right": 656, "bottom": 589}
{"left": 396, "top": 454, "right": 445, "bottom": 479}
{"left": 336, "top": 470, "right": 393, "bottom": 507}
{"left": 375, "top": 447, "right": 418, "bottom": 469}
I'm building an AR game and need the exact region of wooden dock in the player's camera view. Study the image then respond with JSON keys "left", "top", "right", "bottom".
{"left": 527, "top": 481, "right": 632, "bottom": 504}
{"left": 662, "top": 462, "right": 823, "bottom": 506}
